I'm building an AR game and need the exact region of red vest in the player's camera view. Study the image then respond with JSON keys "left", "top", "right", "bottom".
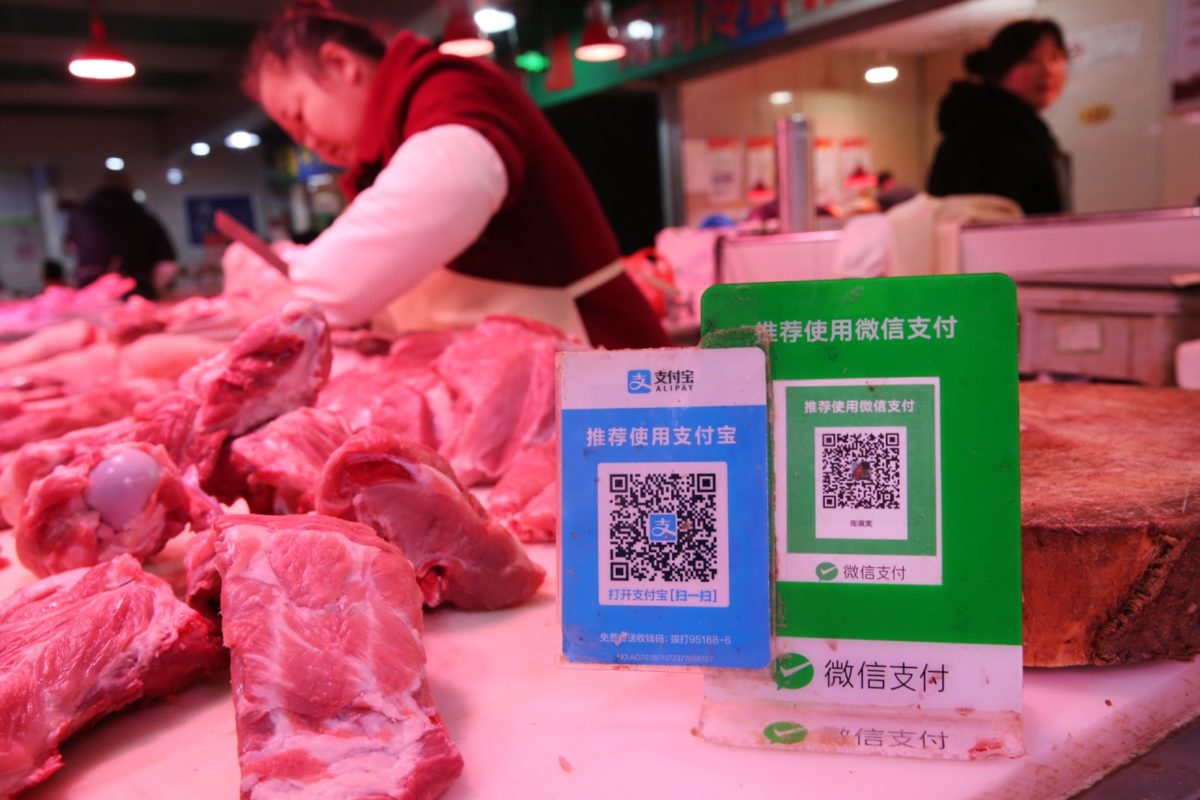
{"left": 340, "top": 33, "right": 669, "bottom": 349}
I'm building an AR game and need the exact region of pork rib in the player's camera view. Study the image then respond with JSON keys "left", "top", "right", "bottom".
{"left": 191, "top": 514, "right": 463, "bottom": 800}
{"left": 317, "top": 428, "right": 545, "bottom": 610}
{"left": 0, "top": 555, "right": 225, "bottom": 796}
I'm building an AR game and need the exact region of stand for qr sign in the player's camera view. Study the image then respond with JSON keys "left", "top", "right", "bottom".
{"left": 558, "top": 275, "right": 1025, "bottom": 767}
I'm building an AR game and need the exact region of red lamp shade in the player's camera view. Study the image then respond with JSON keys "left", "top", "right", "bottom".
{"left": 575, "top": 19, "right": 626, "bottom": 62}
{"left": 69, "top": 13, "right": 135, "bottom": 80}
{"left": 439, "top": 10, "right": 495, "bottom": 58}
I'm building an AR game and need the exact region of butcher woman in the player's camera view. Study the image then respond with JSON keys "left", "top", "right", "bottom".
{"left": 230, "top": 0, "right": 669, "bottom": 349}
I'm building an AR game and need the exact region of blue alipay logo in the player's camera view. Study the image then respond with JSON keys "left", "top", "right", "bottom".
{"left": 648, "top": 513, "right": 678, "bottom": 542}
{"left": 627, "top": 369, "right": 652, "bottom": 394}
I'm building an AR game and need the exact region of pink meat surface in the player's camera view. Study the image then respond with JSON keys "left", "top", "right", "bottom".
{"left": 435, "top": 316, "right": 570, "bottom": 486}
{"left": 0, "top": 274, "right": 133, "bottom": 334}
{"left": 221, "top": 407, "right": 350, "bottom": 514}
{"left": 0, "top": 378, "right": 165, "bottom": 455}
{"left": 117, "top": 333, "right": 228, "bottom": 382}
{"left": 193, "top": 514, "right": 463, "bottom": 800}
{"left": 0, "top": 391, "right": 200, "bottom": 529}
{"left": 317, "top": 428, "right": 545, "bottom": 610}
{"left": 15, "top": 442, "right": 193, "bottom": 577}
{"left": 178, "top": 301, "right": 331, "bottom": 453}
{"left": 0, "top": 319, "right": 96, "bottom": 372}
{"left": 0, "top": 554, "right": 225, "bottom": 796}
{"left": 1, "top": 304, "right": 331, "bottom": 533}
{"left": 319, "top": 329, "right": 459, "bottom": 450}
{"left": 0, "top": 342, "right": 120, "bottom": 392}
{"left": 485, "top": 438, "right": 558, "bottom": 543}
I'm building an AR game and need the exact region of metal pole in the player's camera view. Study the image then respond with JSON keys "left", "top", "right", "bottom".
{"left": 776, "top": 114, "right": 815, "bottom": 233}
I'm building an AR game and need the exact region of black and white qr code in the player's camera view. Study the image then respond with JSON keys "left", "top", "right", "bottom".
{"left": 819, "top": 429, "right": 903, "bottom": 510}
{"left": 602, "top": 467, "right": 724, "bottom": 584}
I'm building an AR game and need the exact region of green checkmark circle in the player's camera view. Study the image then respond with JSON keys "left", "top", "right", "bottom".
{"left": 816, "top": 562, "right": 838, "bottom": 581}
{"left": 763, "top": 721, "right": 808, "bottom": 745}
{"left": 774, "top": 652, "right": 814, "bottom": 689}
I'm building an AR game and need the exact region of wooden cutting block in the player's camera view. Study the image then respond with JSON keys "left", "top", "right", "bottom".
{"left": 1021, "top": 382, "right": 1200, "bottom": 666}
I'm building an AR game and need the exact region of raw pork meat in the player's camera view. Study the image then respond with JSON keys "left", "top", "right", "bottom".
{"left": 117, "top": 333, "right": 227, "bottom": 382}
{"left": 0, "top": 555, "right": 225, "bottom": 796}
{"left": 188, "top": 514, "right": 463, "bottom": 800}
{"left": 15, "top": 442, "right": 193, "bottom": 577}
{"left": 0, "top": 342, "right": 120, "bottom": 392}
{"left": 218, "top": 407, "right": 349, "bottom": 514}
{"left": 435, "top": 316, "right": 570, "bottom": 486}
{"left": 0, "top": 303, "right": 331, "bottom": 535}
{"left": 319, "top": 329, "right": 458, "bottom": 450}
{"left": 0, "top": 391, "right": 200, "bottom": 529}
{"left": 0, "top": 318, "right": 96, "bottom": 371}
{"left": 317, "top": 428, "right": 545, "bottom": 610}
{"left": 178, "top": 300, "right": 331, "bottom": 475}
{"left": 0, "top": 274, "right": 133, "bottom": 334}
{"left": 0, "top": 378, "right": 165, "bottom": 455}
{"left": 485, "top": 438, "right": 558, "bottom": 543}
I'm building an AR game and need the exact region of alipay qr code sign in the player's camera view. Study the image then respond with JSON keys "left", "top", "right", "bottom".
{"left": 696, "top": 275, "right": 1023, "bottom": 760}
{"left": 557, "top": 348, "right": 770, "bottom": 669}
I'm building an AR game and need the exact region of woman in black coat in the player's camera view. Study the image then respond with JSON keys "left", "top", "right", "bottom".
{"left": 927, "top": 19, "right": 1070, "bottom": 216}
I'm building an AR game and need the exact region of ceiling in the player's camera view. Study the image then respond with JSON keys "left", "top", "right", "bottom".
{"left": 0, "top": 0, "right": 1039, "bottom": 156}
{"left": 826, "top": 0, "right": 1037, "bottom": 54}
{"left": 0, "top": 0, "right": 445, "bottom": 154}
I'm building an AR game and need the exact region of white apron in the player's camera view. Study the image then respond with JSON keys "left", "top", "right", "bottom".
{"left": 369, "top": 259, "right": 626, "bottom": 346}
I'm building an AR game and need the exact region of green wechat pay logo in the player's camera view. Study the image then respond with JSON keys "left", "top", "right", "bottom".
{"left": 816, "top": 561, "right": 838, "bottom": 581}
{"left": 763, "top": 721, "right": 808, "bottom": 745}
{"left": 774, "top": 652, "right": 814, "bottom": 690}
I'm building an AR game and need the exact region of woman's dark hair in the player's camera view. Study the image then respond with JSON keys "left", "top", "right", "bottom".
{"left": 242, "top": 0, "right": 386, "bottom": 99}
{"left": 963, "top": 18, "right": 1066, "bottom": 83}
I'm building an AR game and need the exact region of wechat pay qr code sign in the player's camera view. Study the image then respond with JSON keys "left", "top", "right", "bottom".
{"left": 777, "top": 377, "right": 941, "bottom": 585}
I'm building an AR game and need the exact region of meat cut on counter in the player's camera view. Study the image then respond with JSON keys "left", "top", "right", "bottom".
{"left": 317, "top": 428, "right": 546, "bottom": 610}
{"left": 187, "top": 514, "right": 463, "bottom": 800}
{"left": 0, "top": 555, "right": 225, "bottom": 796}
{"left": 217, "top": 407, "right": 350, "bottom": 515}
{"left": 15, "top": 442, "right": 193, "bottom": 578}
{"left": 0, "top": 276, "right": 570, "bottom": 797}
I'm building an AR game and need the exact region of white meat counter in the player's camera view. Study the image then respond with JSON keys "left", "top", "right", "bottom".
{"left": 2, "top": 534, "right": 1197, "bottom": 800}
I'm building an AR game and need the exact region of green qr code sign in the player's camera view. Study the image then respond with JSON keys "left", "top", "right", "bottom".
{"left": 774, "top": 378, "right": 942, "bottom": 584}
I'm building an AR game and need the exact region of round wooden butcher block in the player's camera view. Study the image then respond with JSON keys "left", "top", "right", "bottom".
{"left": 1020, "top": 382, "right": 1200, "bottom": 667}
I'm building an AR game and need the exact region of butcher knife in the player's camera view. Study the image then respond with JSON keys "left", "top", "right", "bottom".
{"left": 214, "top": 210, "right": 290, "bottom": 277}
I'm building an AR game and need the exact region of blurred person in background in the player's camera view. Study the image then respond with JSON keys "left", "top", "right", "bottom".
{"left": 233, "top": 0, "right": 669, "bottom": 348}
{"left": 927, "top": 18, "right": 1071, "bottom": 215}
{"left": 875, "top": 170, "right": 918, "bottom": 212}
{"left": 66, "top": 173, "right": 177, "bottom": 299}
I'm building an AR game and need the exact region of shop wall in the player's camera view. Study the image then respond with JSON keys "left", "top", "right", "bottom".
{"left": 680, "top": 49, "right": 923, "bottom": 225}
{"left": 1037, "top": 0, "right": 1163, "bottom": 212}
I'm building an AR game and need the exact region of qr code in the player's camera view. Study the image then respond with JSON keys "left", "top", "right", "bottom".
{"left": 819, "top": 429, "right": 903, "bottom": 510}
{"left": 606, "top": 470, "right": 719, "bottom": 582}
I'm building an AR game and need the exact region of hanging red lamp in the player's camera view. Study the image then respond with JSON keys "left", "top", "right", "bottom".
{"left": 68, "top": 0, "right": 135, "bottom": 80}
{"left": 575, "top": 0, "right": 625, "bottom": 63}
{"left": 439, "top": 6, "right": 495, "bottom": 59}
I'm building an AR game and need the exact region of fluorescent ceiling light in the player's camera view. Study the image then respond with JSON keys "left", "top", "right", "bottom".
{"left": 224, "top": 130, "right": 261, "bottom": 150}
{"left": 865, "top": 65, "right": 899, "bottom": 84}
{"left": 69, "top": 57, "right": 135, "bottom": 80}
{"left": 105, "top": 156, "right": 124, "bottom": 171}
{"left": 166, "top": 168, "right": 183, "bottom": 185}
{"left": 474, "top": 8, "right": 515, "bottom": 34}
{"left": 190, "top": 142, "right": 211, "bottom": 157}
{"left": 769, "top": 91, "right": 794, "bottom": 106}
